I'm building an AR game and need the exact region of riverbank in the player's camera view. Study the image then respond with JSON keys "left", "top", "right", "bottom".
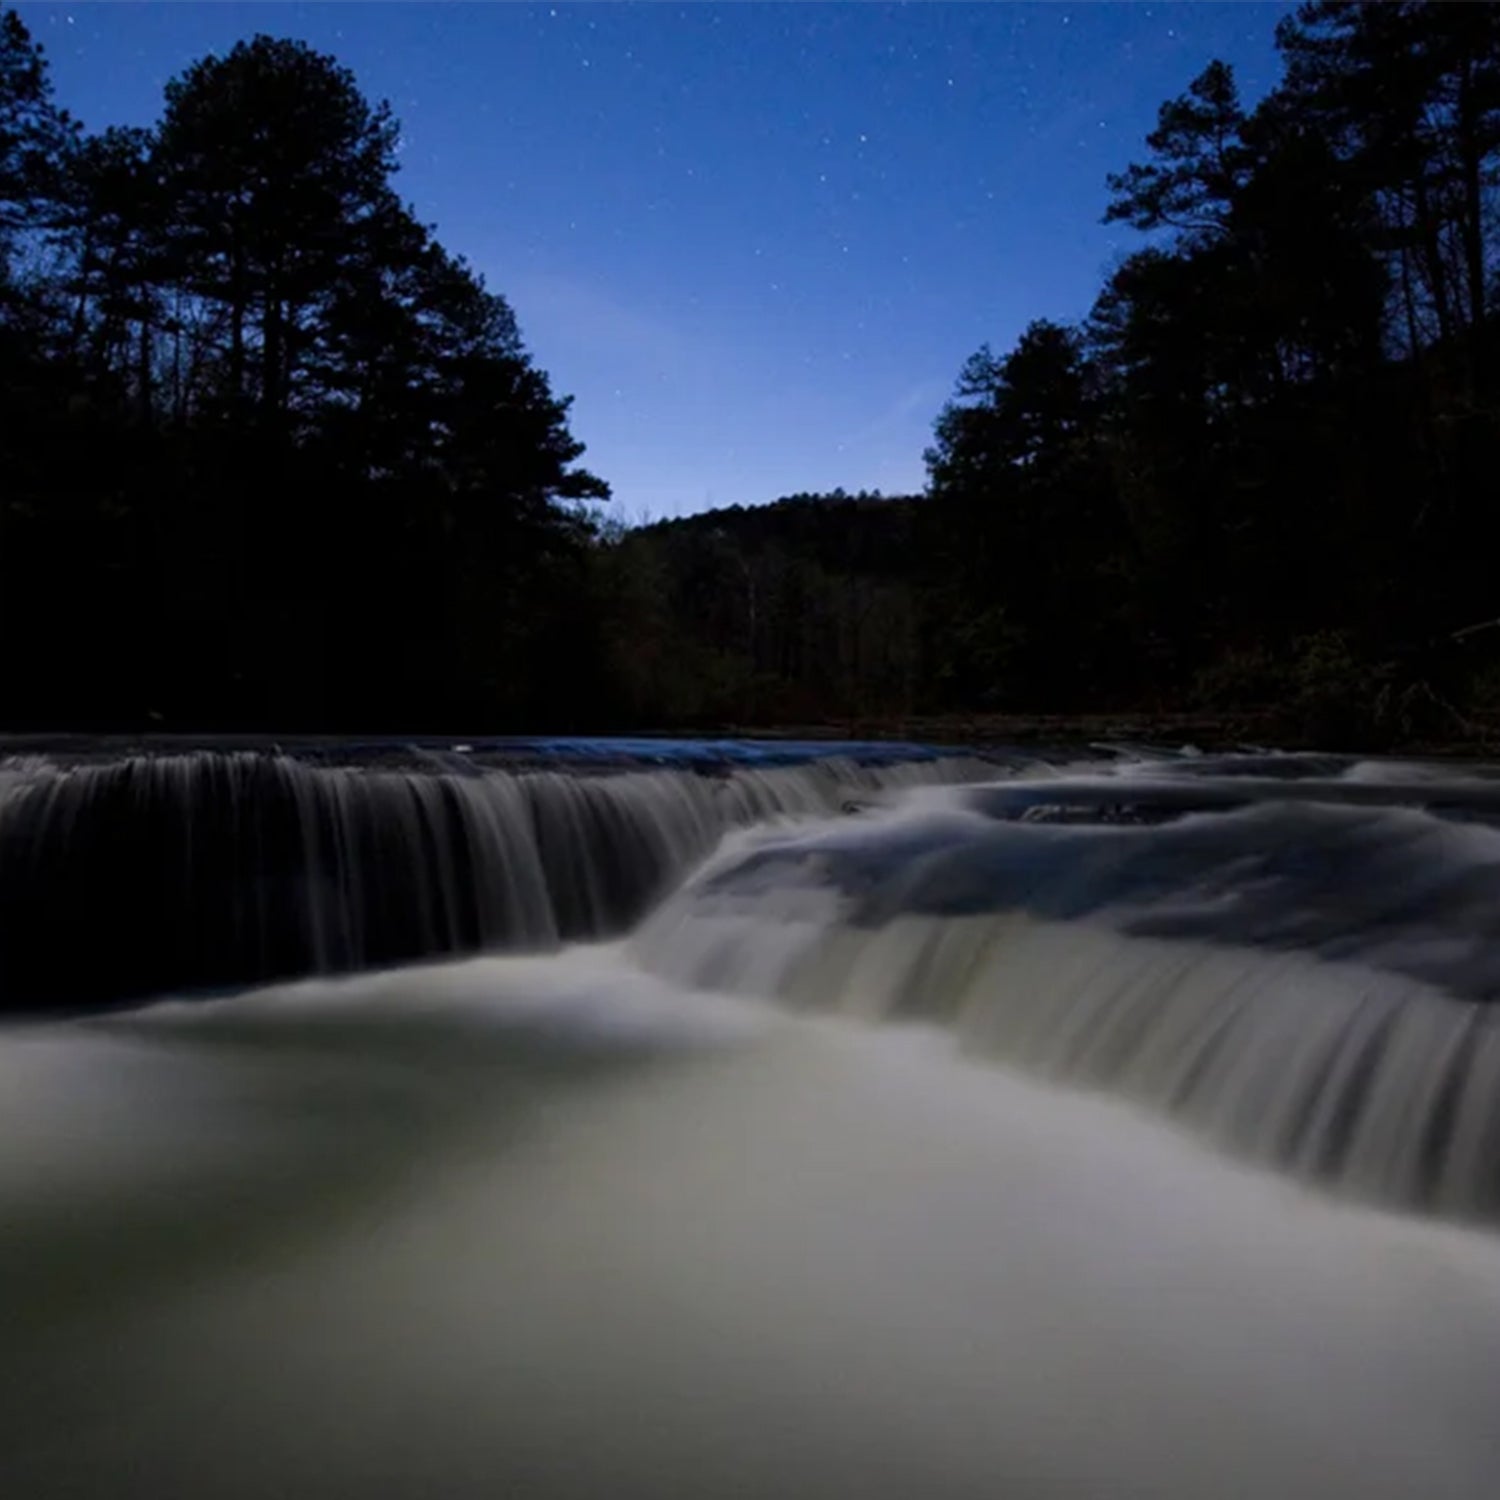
{"left": 709, "top": 707, "right": 1500, "bottom": 758}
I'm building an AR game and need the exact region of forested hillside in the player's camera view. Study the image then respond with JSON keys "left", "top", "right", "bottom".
{"left": 4, "top": 3, "right": 1500, "bottom": 744}
{"left": 597, "top": 492, "right": 921, "bottom": 727}
{"left": 606, "top": 3, "right": 1500, "bottom": 747}
{"left": 917, "top": 4, "right": 1500, "bottom": 745}
{"left": 1, "top": 21, "right": 608, "bottom": 729}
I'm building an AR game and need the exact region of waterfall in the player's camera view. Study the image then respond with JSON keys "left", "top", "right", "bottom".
{"left": 6, "top": 743, "right": 1500, "bottom": 1499}
{"left": 9, "top": 740, "right": 1500, "bottom": 1219}
{"left": 0, "top": 743, "right": 1000, "bottom": 1011}
{"left": 630, "top": 761, "right": 1500, "bottom": 1222}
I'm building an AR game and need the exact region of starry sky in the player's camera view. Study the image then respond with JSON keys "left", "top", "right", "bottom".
{"left": 17, "top": 1, "right": 1294, "bottom": 519}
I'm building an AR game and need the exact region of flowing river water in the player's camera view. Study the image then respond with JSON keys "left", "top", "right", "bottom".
{"left": 4, "top": 740, "right": 1500, "bottom": 1498}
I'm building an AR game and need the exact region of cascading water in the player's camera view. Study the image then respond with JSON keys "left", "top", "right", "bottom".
{"left": 6, "top": 739, "right": 1500, "bottom": 1499}
{"left": 0, "top": 740, "right": 999, "bottom": 1009}
{"left": 629, "top": 763, "right": 1500, "bottom": 1221}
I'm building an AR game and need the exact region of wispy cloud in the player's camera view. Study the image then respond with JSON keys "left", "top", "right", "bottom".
{"left": 841, "top": 377, "right": 951, "bottom": 453}
{"left": 503, "top": 273, "right": 699, "bottom": 376}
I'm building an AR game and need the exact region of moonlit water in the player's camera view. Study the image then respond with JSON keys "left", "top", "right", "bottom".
{"left": 0, "top": 742, "right": 1000, "bottom": 1007}
{"left": 6, "top": 744, "right": 1500, "bottom": 1498}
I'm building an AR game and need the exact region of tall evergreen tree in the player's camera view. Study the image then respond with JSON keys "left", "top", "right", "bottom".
{"left": 1, "top": 14, "right": 611, "bottom": 729}
{"left": 0, "top": 8, "right": 70, "bottom": 269}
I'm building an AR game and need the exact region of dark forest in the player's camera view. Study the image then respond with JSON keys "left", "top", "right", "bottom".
{"left": 3, "top": 3, "right": 1499, "bottom": 745}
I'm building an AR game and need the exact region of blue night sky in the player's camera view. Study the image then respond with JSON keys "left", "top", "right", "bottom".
{"left": 17, "top": 1, "right": 1294, "bottom": 519}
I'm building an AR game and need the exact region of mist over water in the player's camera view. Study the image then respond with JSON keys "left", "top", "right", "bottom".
{"left": 6, "top": 743, "right": 1500, "bottom": 1497}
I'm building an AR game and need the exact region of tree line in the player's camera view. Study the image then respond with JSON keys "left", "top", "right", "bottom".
{"left": 615, "top": 3, "right": 1500, "bottom": 745}
{"left": 920, "top": 1, "right": 1500, "bottom": 744}
{"left": 4, "top": 3, "right": 1499, "bottom": 743}
{"left": 1, "top": 14, "right": 609, "bottom": 729}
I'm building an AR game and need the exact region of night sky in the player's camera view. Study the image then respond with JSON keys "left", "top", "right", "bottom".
{"left": 18, "top": 2, "right": 1294, "bottom": 519}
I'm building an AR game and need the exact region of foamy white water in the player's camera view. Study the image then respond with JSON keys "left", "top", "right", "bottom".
{"left": 4, "top": 951, "right": 1500, "bottom": 1499}
{"left": 8, "top": 745, "right": 1500, "bottom": 1497}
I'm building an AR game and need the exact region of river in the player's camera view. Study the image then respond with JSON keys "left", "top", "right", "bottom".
{"left": 4, "top": 740, "right": 1500, "bottom": 1497}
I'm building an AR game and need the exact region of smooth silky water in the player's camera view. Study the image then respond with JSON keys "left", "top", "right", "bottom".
{"left": 4, "top": 740, "right": 1500, "bottom": 1498}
